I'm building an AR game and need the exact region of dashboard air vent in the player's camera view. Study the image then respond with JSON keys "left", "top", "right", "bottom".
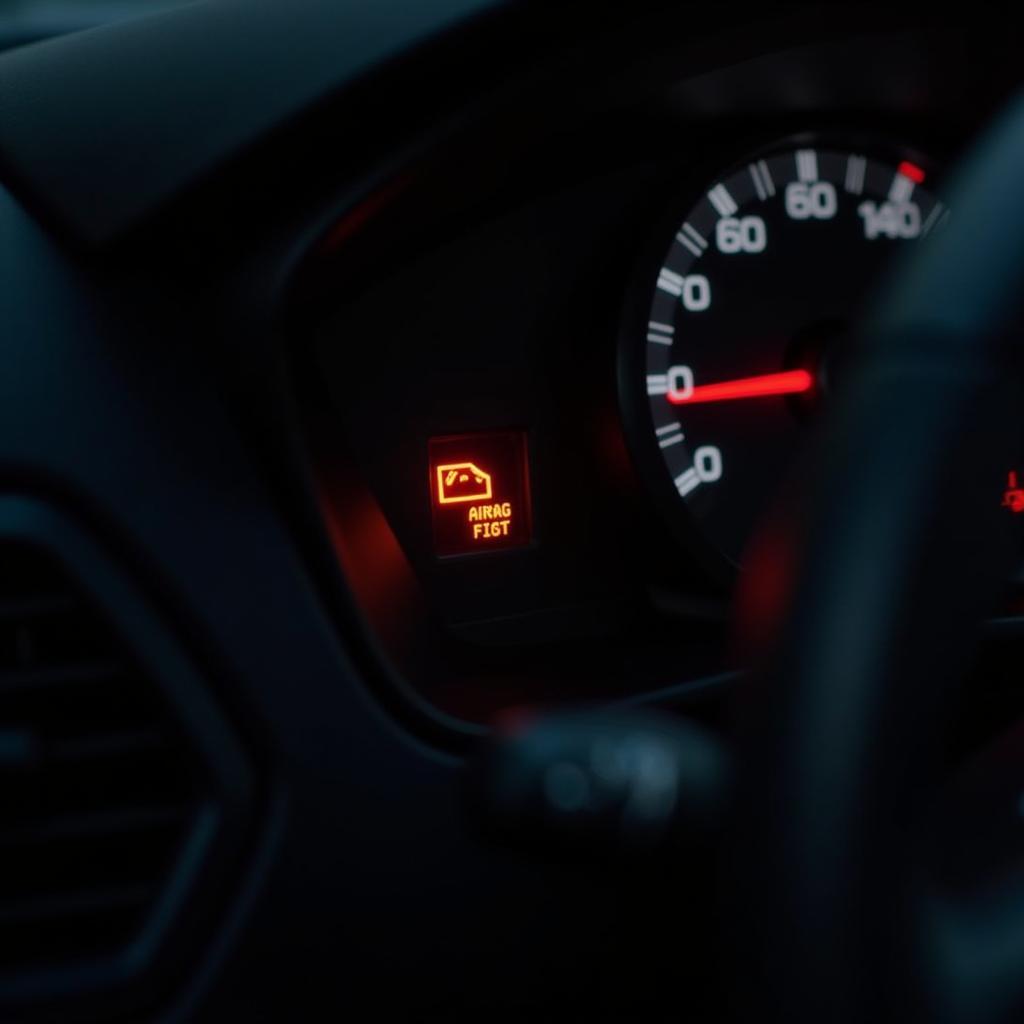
{"left": 0, "top": 542, "right": 200, "bottom": 975}
{"left": 0, "top": 500, "right": 255, "bottom": 1018}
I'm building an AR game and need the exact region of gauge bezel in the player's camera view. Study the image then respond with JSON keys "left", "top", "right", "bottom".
{"left": 617, "top": 129, "right": 942, "bottom": 589}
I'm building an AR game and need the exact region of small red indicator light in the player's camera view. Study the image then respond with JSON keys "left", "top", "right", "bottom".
{"left": 1003, "top": 471, "right": 1024, "bottom": 514}
{"left": 429, "top": 432, "right": 532, "bottom": 557}
{"left": 897, "top": 160, "right": 926, "bottom": 185}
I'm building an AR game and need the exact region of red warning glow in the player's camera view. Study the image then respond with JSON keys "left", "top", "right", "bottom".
{"left": 897, "top": 160, "right": 926, "bottom": 184}
{"left": 667, "top": 369, "right": 814, "bottom": 406}
{"left": 1003, "top": 471, "right": 1024, "bottom": 513}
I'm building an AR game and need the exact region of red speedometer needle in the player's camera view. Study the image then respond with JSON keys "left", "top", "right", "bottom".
{"left": 668, "top": 368, "right": 814, "bottom": 406}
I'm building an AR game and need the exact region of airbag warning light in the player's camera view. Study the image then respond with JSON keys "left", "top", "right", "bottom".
{"left": 429, "top": 432, "right": 531, "bottom": 557}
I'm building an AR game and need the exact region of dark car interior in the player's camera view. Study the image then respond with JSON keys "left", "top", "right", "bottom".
{"left": 3, "top": 3, "right": 1024, "bottom": 1021}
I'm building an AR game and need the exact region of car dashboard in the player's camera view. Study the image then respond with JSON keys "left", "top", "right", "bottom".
{"left": 1, "top": 5, "right": 1022, "bottom": 1021}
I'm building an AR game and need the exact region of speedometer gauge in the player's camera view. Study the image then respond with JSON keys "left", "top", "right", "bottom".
{"left": 622, "top": 138, "right": 946, "bottom": 571}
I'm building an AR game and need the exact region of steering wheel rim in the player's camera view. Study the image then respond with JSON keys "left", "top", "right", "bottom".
{"left": 733, "top": 94, "right": 1024, "bottom": 1023}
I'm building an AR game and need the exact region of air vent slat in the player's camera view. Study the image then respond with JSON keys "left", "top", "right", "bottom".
{"left": 0, "top": 885, "right": 155, "bottom": 929}
{"left": 46, "top": 729, "right": 168, "bottom": 761}
{"left": 0, "top": 805, "right": 190, "bottom": 848}
{"left": 0, "top": 593, "right": 77, "bottom": 621}
{"left": 0, "top": 660, "right": 123, "bottom": 696}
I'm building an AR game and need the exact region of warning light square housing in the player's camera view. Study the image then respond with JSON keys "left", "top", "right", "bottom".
{"left": 429, "top": 431, "right": 532, "bottom": 558}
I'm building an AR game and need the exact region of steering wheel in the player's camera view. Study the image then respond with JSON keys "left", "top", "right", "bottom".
{"left": 729, "top": 94, "right": 1024, "bottom": 1023}
{"left": 482, "top": 91, "right": 1024, "bottom": 1024}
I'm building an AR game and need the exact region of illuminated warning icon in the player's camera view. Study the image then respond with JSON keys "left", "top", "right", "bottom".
{"left": 436, "top": 462, "right": 493, "bottom": 504}
{"left": 1003, "top": 471, "right": 1024, "bottom": 513}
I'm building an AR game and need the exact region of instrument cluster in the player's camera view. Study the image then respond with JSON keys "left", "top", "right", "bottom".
{"left": 291, "top": 27, "right": 1017, "bottom": 733}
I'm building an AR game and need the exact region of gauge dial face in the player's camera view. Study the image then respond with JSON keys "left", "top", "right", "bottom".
{"left": 634, "top": 143, "right": 945, "bottom": 569}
